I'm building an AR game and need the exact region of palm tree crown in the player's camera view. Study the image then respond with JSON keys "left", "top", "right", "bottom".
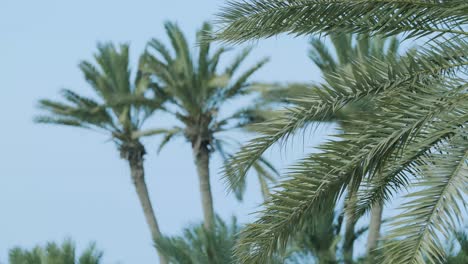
{"left": 142, "top": 22, "right": 269, "bottom": 151}
{"left": 36, "top": 43, "right": 163, "bottom": 154}
{"left": 139, "top": 22, "right": 277, "bottom": 230}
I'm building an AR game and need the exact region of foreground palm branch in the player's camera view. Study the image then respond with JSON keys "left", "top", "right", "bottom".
{"left": 252, "top": 32, "right": 402, "bottom": 262}
{"left": 216, "top": 1, "right": 468, "bottom": 263}
{"left": 215, "top": 0, "right": 468, "bottom": 43}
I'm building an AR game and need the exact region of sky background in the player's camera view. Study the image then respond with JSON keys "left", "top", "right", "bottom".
{"left": 1, "top": 1, "right": 390, "bottom": 263}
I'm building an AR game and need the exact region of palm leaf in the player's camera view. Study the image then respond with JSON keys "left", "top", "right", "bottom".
{"left": 215, "top": 0, "right": 468, "bottom": 43}
{"left": 381, "top": 138, "right": 467, "bottom": 264}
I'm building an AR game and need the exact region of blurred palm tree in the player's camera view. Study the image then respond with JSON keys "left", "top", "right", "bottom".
{"left": 9, "top": 239, "right": 102, "bottom": 264}
{"left": 139, "top": 22, "right": 277, "bottom": 231}
{"left": 155, "top": 217, "right": 239, "bottom": 264}
{"left": 287, "top": 205, "right": 370, "bottom": 264}
{"left": 35, "top": 44, "right": 168, "bottom": 263}
{"left": 156, "top": 216, "right": 289, "bottom": 264}
{"left": 446, "top": 230, "right": 468, "bottom": 264}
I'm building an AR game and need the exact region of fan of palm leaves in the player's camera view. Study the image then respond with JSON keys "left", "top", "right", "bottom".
{"left": 214, "top": 1, "right": 468, "bottom": 263}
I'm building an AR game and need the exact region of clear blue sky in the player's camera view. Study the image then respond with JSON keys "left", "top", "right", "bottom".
{"left": 0, "top": 1, "right": 365, "bottom": 263}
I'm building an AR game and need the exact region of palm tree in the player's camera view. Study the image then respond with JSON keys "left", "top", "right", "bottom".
{"left": 139, "top": 22, "right": 276, "bottom": 231}
{"left": 155, "top": 216, "right": 239, "bottom": 264}
{"left": 9, "top": 239, "right": 102, "bottom": 264}
{"left": 215, "top": 1, "right": 468, "bottom": 264}
{"left": 288, "top": 206, "right": 370, "bottom": 264}
{"left": 157, "top": 212, "right": 364, "bottom": 264}
{"left": 35, "top": 44, "right": 168, "bottom": 264}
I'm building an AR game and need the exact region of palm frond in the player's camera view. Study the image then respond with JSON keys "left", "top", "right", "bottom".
{"left": 36, "top": 43, "right": 163, "bottom": 144}
{"left": 214, "top": 2, "right": 468, "bottom": 264}
{"left": 224, "top": 46, "right": 253, "bottom": 76}
{"left": 252, "top": 157, "right": 279, "bottom": 201}
{"left": 34, "top": 116, "right": 91, "bottom": 129}
{"left": 164, "top": 22, "right": 194, "bottom": 80}
{"left": 215, "top": 0, "right": 468, "bottom": 43}
{"left": 78, "top": 243, "right": 103, "bottom": 264}
{"left": 156, "top": 127, "right": 184, "bottom": 153}
{"left": 232, "top": 79, "right": 467, "bottom": 263}
{"left": 148, "top": 38, "right": 173, "bottom": 65}
{"left": 197, "top": 22, "right": 212, "bottom": 82}
{"left": 36, "top": 98, "right": 115, "bottom": 131}
{"left": 223, "top": 37, "right": 468, "bottom": 191}
{"left": 223, "top": 57, "right": 269, "bottom": 100}
{"left": 381, "top": 138, "right": 467, "bottom": 264}
{"left": 309, "top": 37, "right": 337, "bottom": 73}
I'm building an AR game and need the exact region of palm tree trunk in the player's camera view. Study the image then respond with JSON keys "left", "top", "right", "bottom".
{"left": 366, "top": 201, "right": 383, "bottom": 259}
{"left": 192, "top": 143, "right": 215, "bottom": 231}
{"left": 128, "top": 157, "right": 168, "bottom": 264}
{"left": 343, "top": 190, "right": 357, "bottom": 264}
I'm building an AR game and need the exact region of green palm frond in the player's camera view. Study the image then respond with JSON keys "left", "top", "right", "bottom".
{"left": 36, "top": 43, "right": 163, "bottom": 144}
{"left": 198, "top": 22, "right": 212, "bottom": 82}
{"left": 381, "top": 138, "right": 467, "bottom": 264}
{"left": 255, "top": 30, "right": 402, "bottom": 112}
{"left": 156, "top": 127, "right": 184, "bottom": 154}
{"left": 77, "top": 243, "right": 102, "bottom": 264}
{"left": 309, "top": 38, "right": 337, "bottom": 73}
{"left": 224, "top": 47, "right": 253, "bottom": 76}
{"left": 286, "top": 206, "right": 360, "bottom": 264}
{"left": 208, "top": 47, "right": 230, "bottom": 75}
{"left": 223, "top": 37, "right": 467, "bottom": 193}
{"left": 223, "top": 57, "right": 269, "bottom": 100}
{"left": 214, "top": 1, "right": 468, "bottom": 263}
{"left": 164, "top": 22, "right": 193, "bottom": 80}
{"left": 34, "top": 116, "right": 92, "bottom": 130}
{"left": 60, "top": 89, "right": 101, "bottom": 108}
{"left": 233, "top": 79, "right": 467, "bottom": 261}
{"left": 213, "top": 138, "right": 278, "bottom": 201}
{"left": 36, "top": 96, "right": 115, "bottom": 131}
{"left": 228, "top": 67, "right": 467, "bottom": 264}
{"left": 215, "top": 0, "right": 468, "bottom": 43}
